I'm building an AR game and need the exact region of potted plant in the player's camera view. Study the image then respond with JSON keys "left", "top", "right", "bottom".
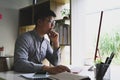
{"left": 61, "top": 8, "right": 70, "bottom": 19}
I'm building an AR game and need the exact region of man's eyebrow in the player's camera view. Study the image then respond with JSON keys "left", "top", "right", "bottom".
{"left": 47, "top": 18, "right": 55, "bottom": 22}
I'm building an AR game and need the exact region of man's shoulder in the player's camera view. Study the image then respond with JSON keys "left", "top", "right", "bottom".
{"left": 18, "top": 31, "right": 33, "bottom": 41}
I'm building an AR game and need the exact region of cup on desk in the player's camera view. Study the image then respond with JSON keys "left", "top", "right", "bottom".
{"left": 95, "top": 63, "right": 110, "bottom": 80}
{"left": 84, "top": 58, "right": 93, "bottom": 66}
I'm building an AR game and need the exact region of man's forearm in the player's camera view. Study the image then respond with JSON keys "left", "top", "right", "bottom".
{"left": 14, "top": 59, "right": 44, "bottom": 73}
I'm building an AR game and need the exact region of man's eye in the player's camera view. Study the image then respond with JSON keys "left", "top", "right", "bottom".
{"left": 49, "top": 20, "right": 55, "bottom": 24}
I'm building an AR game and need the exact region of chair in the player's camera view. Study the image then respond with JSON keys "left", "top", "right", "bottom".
{"left": 0, "top": 56, "right": 14, "bottom": 72}
{"left": 0, "top": 57, "right": 8, "bottom": 71}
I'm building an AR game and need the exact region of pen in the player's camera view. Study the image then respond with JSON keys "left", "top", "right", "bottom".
{"left": 106, "top": 52, "right": 114, "bottom": 64}
{"left": 101, "top": 52, "right": 115, "bottom": 79}
{"left": 109, "top": 52, "right": 114, "bottom": 60}
{"left": 105, "top": 57, "right": 109, "bottom": 64}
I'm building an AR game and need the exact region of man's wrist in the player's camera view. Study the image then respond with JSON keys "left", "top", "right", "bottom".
{"left": 42, "top": 65, "right": 52, "bottom": 72}
{"left": 42, "top": 65, "right": 49, "bottom": 71}
{"left": 53, "top": 42, "right": 59, "bottom": 49}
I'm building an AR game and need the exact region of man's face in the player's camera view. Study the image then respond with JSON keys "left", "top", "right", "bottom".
{"left": 39, "top": 16, "right": 55, "bottom": 34}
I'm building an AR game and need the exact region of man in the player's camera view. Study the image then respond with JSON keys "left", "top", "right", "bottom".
{"left": 13, "top": 9, "right": 70, "bottom": 74}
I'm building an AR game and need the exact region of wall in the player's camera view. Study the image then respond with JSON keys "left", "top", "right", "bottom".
{"left": 0, "top": 8, "right": 18, "bottom": 56}
{"left": 71, "top": 0, "right": 86, "bottom": 66}
{"left": 0, "top": 0, "right": 32, "bottom": 56}
{"left": 0, "top": 0, "right": 32, "bottom": 9}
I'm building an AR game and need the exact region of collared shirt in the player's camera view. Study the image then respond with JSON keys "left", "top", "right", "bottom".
{"left": 14, "top": 30, "right": 61, "bottom": 73}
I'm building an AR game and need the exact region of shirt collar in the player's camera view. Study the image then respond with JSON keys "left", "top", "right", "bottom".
{"left": 32, "top": 29, "right": 44, "bottom": 42}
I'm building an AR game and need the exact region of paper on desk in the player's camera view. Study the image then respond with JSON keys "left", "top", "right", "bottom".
{"left": 49, "top": 72, "right": 90, "bottom": 80}
{"left": 21, "top": 73, "right": 49, "bottom": 79}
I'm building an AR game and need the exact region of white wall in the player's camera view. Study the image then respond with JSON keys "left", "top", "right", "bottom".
{"left": 85, "top": 0, "right": 120, "bottom": 13}
{"left": 71, "top": 0, "right": 86, "bottom": 66}
{"left": 0, "top": 0, "right": 32, "bottom": 56}
{"left": 0, "top": 8, "right": 18, "bottom": 56}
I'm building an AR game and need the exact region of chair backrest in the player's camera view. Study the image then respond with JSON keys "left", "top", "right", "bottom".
{"left": 0, "top": 57, "right": 8, "bottom": 71}
{"left": 0, "top": 56, "right": 14, "bottom": 72}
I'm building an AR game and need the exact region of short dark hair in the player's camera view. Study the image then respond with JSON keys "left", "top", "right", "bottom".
{"left": 34, "top": 9, "right": 56, "bottom": 25}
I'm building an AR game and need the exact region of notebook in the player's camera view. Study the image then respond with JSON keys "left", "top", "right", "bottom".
{"left": 49, "top": 72, "right": 90, "bottom": 80}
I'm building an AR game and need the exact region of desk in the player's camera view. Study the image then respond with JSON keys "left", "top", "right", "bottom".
{"left": 0, "top": 71, "right": 25, "bottom": 80}
{"left": 78, "top": 66, "right": 94, "bottom": 80}
{"left": 0, "top": 66, "right": 94, "bottom": 80}
{"left": 0, "top": 71, "right": 93, "bottom": 80}
{"left": 0, "top": 65, "right": 120, "bottom": 80}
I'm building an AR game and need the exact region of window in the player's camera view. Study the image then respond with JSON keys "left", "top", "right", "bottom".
{"left": 85, "top": 0, "right": 120, "bottom": 65}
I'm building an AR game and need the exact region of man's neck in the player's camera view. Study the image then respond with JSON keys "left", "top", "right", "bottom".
{"left": 35, "top": 26, "right": 44, "bottom": 38}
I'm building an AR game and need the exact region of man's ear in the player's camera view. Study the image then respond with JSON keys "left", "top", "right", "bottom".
{"left": 37, "top": 19, "right": 42, "bottom": 25}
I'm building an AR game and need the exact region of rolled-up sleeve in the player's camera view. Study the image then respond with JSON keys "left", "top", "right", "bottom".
{"left": 14, "top": 34, "right": 44, "bottom": 73}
